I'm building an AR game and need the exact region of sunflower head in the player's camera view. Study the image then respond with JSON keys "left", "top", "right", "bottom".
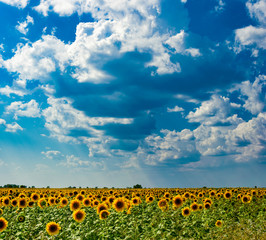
{"left": 173, "top": 195, "right": 183, "bottom": 208}
{"left": 241, "top": 195, "right": 251, "bottom": 204}
{"left": 70, "top": 199, "right": 81, "bottom": 211}
{"left": 113, "top": 198, "right": 126, "bottom": 212}
{"left": 131, "top": 197, "right": 140, "bottom": 206}
{"left": 38, "top": 198, "right": 47, "bottom": 209}
{"left": 204, "top": 202, "right": 211, "bottom": 210}
{"left": 11, "top": 199, "right": 18, "bottom": 207}
{"left": 97, "top": 203, "right": 108, "bottom": 214}
{"left": 31, "top": 193, "right": 40, "bottom": 202}
{"left": 17, "top": 214, "right": 26, "bottom": 223}
{"left": 182, "top": 207, "right": 190, "bottom": 217}
{"left": 215, "top": 220, "right": 222, "bottom": 227}
{"left": 82, "top": 198, "right": 91, "bottom": 207}
{"left": 73, "top": 209, "right": 86, "bottom": 223}
{"left": 190, "top": 202, "right": 199, "bottom": 211}
{"left": 18, "top": 198, "right": 27, "bottom": 208}
{"left": 224, "top": 191, "right": 232, "bottom": 199}
{"left": 0, "top": 217, "right": 8, "bottom": 232}
{"left": 46, "top": 222, "right": 61, "bottom": 236}
{"left": 60, "top": 197, "right": 68, "bottom": 207}
{"left": 99, "top": 210, "right": 110, "bottom": 220}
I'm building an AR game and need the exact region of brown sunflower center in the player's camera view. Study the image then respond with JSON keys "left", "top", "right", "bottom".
{"left": 0, "top": 221, "right": 4, "bottom": 228}
{"left": 75, "top": 212, "right": 83, "bottom": 220}
{"left": 49, "top": 224, "right": 58, "bottom": 233}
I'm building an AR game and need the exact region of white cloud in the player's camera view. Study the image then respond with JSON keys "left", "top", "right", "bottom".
{"left": 0, "top": 0, "right": 29, "bottom": 8}
{"left": 226, "top": 112, "right": 266, "bottom": 162}
{"left": 0, "top": 119, "right": 6, "bottom": 125}
{"left": 232, "top": 75, "right": 266, "bottom": 115}
{"left": 0, "top": 118, "right": 23, "bottom": 133}
{"left": 2, "top": 35, "right": 69, "bottom": 82}
{"left": 186, "top": 95, "right": 242, "bottom": 126}
{"left": 6, "top": 99, "right": 41, "bottom": 119}
{"left": 167, "top": 105, "right": 184, "bottom": 112}
{"left": 246, "top": 0, "right": 266, "bottom": 26}
{"left": 42, "top": 97, "right": 133, "bottom": 143}
{"left": 0, "top": 85, "right": 27, "bottom": 97}
{"left": 139, "top": 128, "right": 197, "bottom": 165}
{"left": 16, "top": 15, "right": 34, "bottom": 35}
{"left": 235, "top": 25, "right": 266, "bottom": 50}
{"left": 41, "top": 150, "right": 63, "bottom": 160}
{"left": 5, "top": 122, "right": 23, "bottom": 132}
{"left": 34, "top": 0, "right": 81, "bottom": 16}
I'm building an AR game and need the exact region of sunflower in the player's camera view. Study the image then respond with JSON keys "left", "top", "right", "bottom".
{"left": 113, "top": 198, "right": 126, "bottom": 212}
{"left": 172, "top": 195, "right": 183, "bottom": 208}
{"left": 204, "top": 198, "right": 213, "bottom": 205}
{"left": 70, "top": 199, "right": 81, "bottom": 211}
{"left": 17, "top": 214, "right": 25, "bottom": 223}
{"left": 190, "top": 202, "right": 199, "bottom": 211}
{"left": 107, "top": 196, "right": 115, "bottom": 205}
{"left": 46, "top": 222, "right": 61, "bottom": 236}
{"left": 224, "top": 191, "right": 232, "bottom": 199}
{"left": 241, "top": 195, "right": 251, "bottom": 204}
{"left": 92, "top": 199, "right": 100, "bottom": 207}
{"left": 204, "top": 202, "right": 211, "bottom": 210}
{"left": 31, "top": 193, "right": 40, "bottom": 202}
{"left": 38, "top": 198, "right": 47, "bottom": 209}
{"left": 0, "top": 217, "right": 8, "bottom": 232}
{"left": 82, "top": 198, "right": 91, "bottom": 207}
{"left": 11, "top": 199, "right": 18, "bottom": 207}
{"left": 73, "top": 209, "right": 86, "bottom": 223}
{"left": 198, "top": 204, "right": 203, "bottom": 210}
{"left": 76, "top": 194, "right": 84, "bottom": 202}
{"left": 215, "top": 220, "right": 222, "bottom": 227}
{"left": 99, "top": 210, "right": 110, "bottom": 220}
{"left": 182, "top": 207, "right": 190, "bottom": 217}
{"left": 209, "top": 190, "right": 216, "bottom": 197}
{"left": 28, "top": 201, "right": 34, "bottom": 207}
{"left": 183, "top": 192, "right": 190, "bottom": 199}
{"left": 97, "top": 203, "right": 108, "bottom": 214}
{"left": 60, "top": 197, "right": 68, "bottom": 207}
{"left": 158, "top": 199, "right": 168, "bottom": 209}
{"left": 2, "top": 197, "right": 10, "bottom": 207}
{"left": 164, "top": 192, "right": 170, "bottom": 198}
{"left": 146, "top": 196, "right": 154, "bottom": 203}
{"left": 198, "top": 192, "right": 204, "bottom": 198}
{"left": 0, "top": 209, "right": 3, "bottom": 216}
{"left": 48, "top": 197, "right": 56, "bottom": 206}
{"left": 131, "top": 197, "right": 141, "bottom": 206}
{"left": 18, "top": 198, "right": 27, "bottom": 208}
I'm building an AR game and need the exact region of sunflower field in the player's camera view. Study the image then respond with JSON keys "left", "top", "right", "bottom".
{"left": 0, "top": 187, "right": 265, "bottom": 239}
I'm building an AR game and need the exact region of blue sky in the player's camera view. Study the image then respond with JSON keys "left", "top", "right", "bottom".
{"left": 0, "top": 0, "right": 265, "bottom": 188}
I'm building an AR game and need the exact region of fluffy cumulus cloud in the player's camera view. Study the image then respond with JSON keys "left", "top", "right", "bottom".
{"left": 0, "top": 85, "right": 27, "bottom": 97}
{"left": 0, "top": 118, "right": 23, "bottom": 132}
{"left": 5, "top": 99, "right": 41, "bottom": 119}
{"left": 1, "top": 35, "right": 69, "bottom": 84}
{"left": 235, "top": 0, "right": 266, "bottom": 51}
{"left": 0, "top": 0, "right": 201, "bottom": 85}
{"left": 232, "top": 75, "right": 266, "bottom": 115}
{"left": 0, "top": 0, "right": 29, "bottom": 8}
{"left": 235, "top": 25, "right": 266, "bottom": 50}
{"left": 16, "top": 15, "right": 34, "bottom": 35}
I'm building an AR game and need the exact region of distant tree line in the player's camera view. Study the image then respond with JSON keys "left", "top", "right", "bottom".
{"left": 0, "top": 184, "right": 31, "bottom": 188}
